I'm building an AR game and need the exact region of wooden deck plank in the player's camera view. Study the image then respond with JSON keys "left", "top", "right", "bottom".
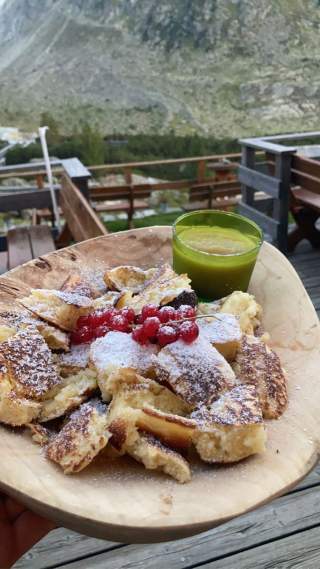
{"left": 7, "top": 227, "right": 33, "bottom": 269}
{"left": 15, "top": 478, "right": 320, "bottom": 569}
{"left": 47, "top": 485, "right": 320, "bottom": 569}
{"left": 198, "top": 526, "right": 320, "bottom": 568}
{"left": 0, "top": 251, "right": 8, "bottom": 274}
{"left": 29, "top": 225, "right": 56, "bottom": 258}
{"left": 13, "top": 462, "right": 320, "bottom": 569}
{"left": 14, "top": 531, "right": 121, "bottom": 569}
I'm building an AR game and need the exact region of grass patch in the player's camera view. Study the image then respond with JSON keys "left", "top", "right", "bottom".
{"left": 105, "top": 211, "right": 183, "bottom": 232}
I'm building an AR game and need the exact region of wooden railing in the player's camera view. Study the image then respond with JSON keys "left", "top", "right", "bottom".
{"left": 291, "top": 154, "right": 320, "bottom": 195}
{"left": 88, "top": 153, "right": 241, "bottom": 225}
{"left": 0, "top": 153, "right": 242, "bottom": 246}
{"left": 58, "top": 174, "right": 107, "bottom": 245}
{"left": 3, "top": 143, "right": 320, "bottom": 253}
{"left": 238, "top": 131, "right": 320, "bottom": 252}
{"left": 0, "top": 153, "right": 242, "bottom": 228}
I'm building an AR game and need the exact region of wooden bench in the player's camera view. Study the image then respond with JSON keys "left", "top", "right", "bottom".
{"left": 90, "top": 183, "right": 152, "bottom": 228}
{"left": 93, "top": 199, "right": 149, "bottom": 215}
{"left": 288, "top": 155, "right": 320, "bottom": 251}
{"left": 184, "top": 180, "right": 241, "bottom": 212}
{"left": 6, "top": 225, "right": 56, "bottom": 270}
{"left": 288, "top": 188, "right": 320, "bottom": 251}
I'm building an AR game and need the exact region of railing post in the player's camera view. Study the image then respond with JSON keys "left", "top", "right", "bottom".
{"left": 241, "top": 145, "right": 255, "bottom": 206}
{"left": 124, "top": 168, "right": 134, "bottom": 228}
{"left": 273, "top": 153, "right": 293, "bottom": 253}
{"left": 197, "top": 160, "right": 206, "bottom": 183}
{"left": 36, "top": 174, "right": 44, "bottom": 189}
{"left": 61, "top": 158, "right": 92, "bottom": 200}
{"left": 239, "top": 137, "right": 296, "bottom": 253}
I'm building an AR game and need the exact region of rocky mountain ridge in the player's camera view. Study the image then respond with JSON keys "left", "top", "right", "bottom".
{"left": 0, "top": 0, "right": 320, "bottom": 137}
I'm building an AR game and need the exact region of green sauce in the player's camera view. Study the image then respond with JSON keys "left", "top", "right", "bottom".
{"left": 180, "top": 226, "right": 257, "bottom": 256}
{"left": 173, "top": 216, "right": 262, "bottom": 301}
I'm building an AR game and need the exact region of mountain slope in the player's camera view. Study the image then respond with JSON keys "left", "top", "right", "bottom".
{"left": 0, "top": 0, "right": 320, "bottom": 136}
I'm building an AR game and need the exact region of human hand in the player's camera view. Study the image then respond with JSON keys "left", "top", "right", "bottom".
{"left": 0, "top": 492, "right": 56, "bottom": 568}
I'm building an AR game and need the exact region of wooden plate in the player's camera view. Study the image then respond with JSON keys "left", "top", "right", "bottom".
{"left": 0, "top": 226, "right": 319, "bottom": 543}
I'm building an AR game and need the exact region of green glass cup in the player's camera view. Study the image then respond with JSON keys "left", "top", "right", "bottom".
{"left": 172, "top": 210, "right": 263, "bottom": 301}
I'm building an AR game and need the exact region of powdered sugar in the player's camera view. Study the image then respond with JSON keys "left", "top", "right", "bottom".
{"left": 198, "top": 313, "right": 242, "bottom": 344}
{"left": 59, "top": 343, "right": 91, "bottom": 370}
{"left": 155, "top": 336, "right": 236, "bottom": 406}
{"left": 90, "top": 331, "right": 159, "bottom": 376}
{"left": 3, "top": 329, "right": 61, "bottom": 400}
{"left": 52, "top": 290, "right": 93, "bottom": 308}
{"left": 191, "top": 385, "right": 263, "bottom": 427}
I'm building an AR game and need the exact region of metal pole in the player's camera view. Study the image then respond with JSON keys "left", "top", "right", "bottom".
{"left": 38, "top": 127, "right": 61, "bottom": 229}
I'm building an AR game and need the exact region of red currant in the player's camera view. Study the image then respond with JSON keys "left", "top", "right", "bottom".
{"left": 96, "top": 307, "right": 118, "bottom": 326}
{"left": 178, "top": 321, "right": 199, "bottom": 344}
{"left": 94, "top": 325, "right": 109, "bottom": 338}
{"left": 76, "top": 314, "right": 94, "bottom": 329}
{"left": 176, "top": 305, "right": 196, "bottom": 320}
{"left": 158, "top": 306, "right": 176, "bottom": 323}
{"left": 142, "top": 316, "right": 160, "bottom": 339}
{"left": 132, "top": 325, "right": 149, "bottom": 345}
{"left": 157, "top": 325, "right": 178, "bottom": 347}
{"left": 120, "top": 307, "right": 135, "bottom": 323}
{"left": 141, "top": 304, "right": 159, "bottom": 322}
{"left": 109, "top": 314, "right": 131, "bottom": 332}
{"left": 71, "top": 326, "right": 93, "bottom": 345}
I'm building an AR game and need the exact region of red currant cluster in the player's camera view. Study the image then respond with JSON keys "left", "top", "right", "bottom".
{"left": 71, "top": 306, "right": 135, "bottom": 344}
{"left": 132, "top": 304, "right": 199, "bottom": 347}
{"left": 71, "top": 303, "right": 199, "bottom": 347}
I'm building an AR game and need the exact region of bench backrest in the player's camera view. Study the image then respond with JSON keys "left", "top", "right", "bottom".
{"left": 60, "top": 174, "right": 107, "bottom": 242}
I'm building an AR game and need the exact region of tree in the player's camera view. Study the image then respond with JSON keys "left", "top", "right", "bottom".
{"left": 78, "top": 122, "right": 105, "bottom": 165}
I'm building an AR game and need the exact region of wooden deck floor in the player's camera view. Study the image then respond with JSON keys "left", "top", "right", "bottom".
{"left": 14, "top": 242, "right": 320, "bottom": 569}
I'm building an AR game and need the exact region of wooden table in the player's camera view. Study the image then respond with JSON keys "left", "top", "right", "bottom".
{"left": 14, "top": 242, "right": 320, "bottom": 569}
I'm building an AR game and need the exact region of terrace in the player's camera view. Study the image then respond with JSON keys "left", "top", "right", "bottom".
{"left": 1, "top": 132, "right": 319, "bottom": 568}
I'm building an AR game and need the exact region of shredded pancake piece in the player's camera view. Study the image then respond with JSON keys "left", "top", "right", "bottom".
{"left": 233, "top": 334, "right": 288, "bottom": 419}
{"left": 192, "top": 384, "right": 266, "bottom": 463}
{"left": 46, "top": 399, "right": 110, "bottom": 474}
{"left": 154, "top": 337, "right": 236, "bottom": 407}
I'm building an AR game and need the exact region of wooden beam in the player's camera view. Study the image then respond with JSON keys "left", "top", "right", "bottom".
{"left": 292, "top": 188, "right": 320, "bottom": 212}
{"left": 291, "top": 170, "right": 320, "bottom": 195}
{"left": 240, "top": 138, "right": 296, "bottom": 155}
{"left": 61, "top": 158, "right": 92, "bottom": 200}
{"left": 238, "top": 166, "right": 280, "bottom": 198}
{"left": 0, "top": 168, "right": 63, "bottom": 180}
{"left": 263, "top": 130, "right": 320, "bottom": 142}
{"left": 0, "top": 189, "right": 60, "bottom": 212}
{"left": 292, "top": 154, "right": 320, "bottom": 179}
{"left": 56, "top": 223, "right": 73, "bottom": 248}
{"left": 60, "top": 174, "right": 107, "bottom": 242}
{"left": 241, "top": 146, "right": 255, "bottom": 206}
{"left": 89, "top": 178, "right": 240, "bottom": 201}
{"left": 89, "top": 153, "right": 242, "bottom": 172}
{"left": 273, "top": 153, "right": 292, "bottom": 252}
{"left": 238, "top": 202, "right": 279, "bottom": 237}
{"left": 61, "top": 159, "right": 91, "bottom": 179}
{"left": 0, "top": 160, "right": 61, "bottom": 175}
{"left": 197, "top": 160, "right": 206, "bottom": 182}
{"left": 124, "top": 168, "right": 134, "bottom": 228}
